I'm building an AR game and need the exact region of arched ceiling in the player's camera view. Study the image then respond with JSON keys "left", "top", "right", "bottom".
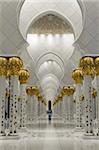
{"left": 19, "top": 0, "right": 83, "bottom": 40}
{"left": 0, "top": 0, "right": 98, "bottom": 101}
{"left": 17, "top": 0, "right": 84, "bottom": 101}
{"left": 28, "top": 14, "right": 73, "bottom": 34}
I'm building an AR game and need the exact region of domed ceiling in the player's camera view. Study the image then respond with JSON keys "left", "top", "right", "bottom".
{"left": 29, "top": 14, "right": 73, "bottom": 34}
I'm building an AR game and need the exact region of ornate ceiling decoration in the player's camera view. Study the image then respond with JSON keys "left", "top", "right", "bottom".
{"left": 29, "top": 14, "right": 73, "bottom": 34}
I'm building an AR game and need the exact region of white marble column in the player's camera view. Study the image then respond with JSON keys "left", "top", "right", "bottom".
{"left": 83, "top": 76, "right": 94, "bottom": 135}
{"left": 19, "top": 69, "right": 29, "bottom": 128}
{"left": 80, "top": 95, "right": 85, "bottom": 128}
{"left": 61, "top": 86, "right": 75, "bottom": 125}
{"left": 42, "top": 102, "right": 46, "bottom": 115}
{"left": 30, "top": 95, "right": 38, "bottom": 122}
{"left": 75, "top": 84, "right": 82, "bottom": 129}
{"left": 94, "top": 57, "right": 99, "bottom": 135}
{"left": 9, "top": 76, "right": 19, "bottom": 134}
{"left": 0, "top": 77, "right": 6, "bottom": 135}
{"left": 34, "top": 96, "right": 39, "bottom": 120}
{"left": 96, "top": 76, "right": 99, "bottom": 135}
{"left": 67, "top": 96, "right": 70, "bottom": 123}
{"left": 72, "top": 68, "right": 83, "bottom": 129}
{"left": 26, "top": 95, "right": 31, "bottom": 123}
{"left": 38, "top": 101, "right": 40, "bottom": 117}
{"left": 30, "top": 95, "right": 34, "bottom": 122}
{"left": 92, "top": 89, "right": 97, "bottom": 121}
{"left": 20, "top": 84, "right": 27, "bottom": 127}
{"left": 80, "top": 56, "right": 94, "bottom": 135}
{"left": 66, "top": 95, "right": 74, "bottom": 124}
{"left": 61, "top": 97, "right": 65, "bottom": 119}
{"left": 59, "top": 101, "right": 62, "bottom": 117}
{"left": 0, "top": 57, "right": 8, "bottom": 135}
{"left": 9, "top": 57, "right": 23, "bottom": 135}
{"left": 70, "top": 95, "right": 74, "bottom": 124}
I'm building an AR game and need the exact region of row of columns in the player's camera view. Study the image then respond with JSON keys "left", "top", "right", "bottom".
{"left": 0, "top": 56, "right": 47, "bottom": 136}
{"left": 53, "top": 86, "right": 75, "bottom": 125}
{"left": 0, "top": 56, "right": 30, "bottom": 135}
{"left": 26, "top": 86, "right": 47, "bottom": 125}
{"left": 53, "top": 56, "right": 99, "bottom": 136}
{"left": 77, "top": 56, "right": 99, "bottom": 136}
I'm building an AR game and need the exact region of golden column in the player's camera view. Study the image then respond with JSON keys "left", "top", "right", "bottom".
{"left": 80, "top": 56, "right": 95, "bottom": 135}
{"left": 0, "top": 57, "right": 8, "bottom": 135}
{"left": 95, "top": 57, "right": 99, "bottom": 135}
{"left": 72, "top": 68, "right": 83, "bottom": 129}
{"left": 19, "top": 69, "right": 29, "bottom": 128}
{"left": 9, "top": 57, "right": 23, "bottom": 134}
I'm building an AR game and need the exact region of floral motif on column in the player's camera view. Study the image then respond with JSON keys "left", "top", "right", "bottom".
{"left": 19, "top": 69, "right": 29, "bottom": 128}
{"left": 72, "top": 68, "right": 83, "bottom": 129}
{"left": 9, "top": 57, "right": 23, "bottom": 134}
{"left": 80, "top": 56, "right": 95, "bottom": 135}
{"left": 0, "top": 57, "right": 8, "bottom": 135}
{"left": 95, "top": 57, "right": 99, "bottom": 135}
{"left": 61, "top": 86, "right": 75, "bottom": 124}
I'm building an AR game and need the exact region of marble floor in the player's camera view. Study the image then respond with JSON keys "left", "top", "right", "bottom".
{"left": 0, "top": 116, "right": 99, "bottom": 150}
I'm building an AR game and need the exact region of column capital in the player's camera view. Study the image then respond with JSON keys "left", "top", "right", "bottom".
{"left": 95, "top": 57, "right": 99, "bottom": 76}
{"left": 61, "top": 86, "right": 75, "bottom": 96}
{"left": 57, "top": 93, "right": 63, "bottom": 101}
{"left": 19, "top": 69, "right": 29, "bottom": 84}
{"left": 9, "top": 56, "right": 23, "bottom": 76}
{"left": 26, "top": 86, "right": 40, "bottom": 96}
{"left": 72, "top": 68, "right": 83, "bottom": 84}
{"left": 0, "top": 57, "right": 8, "bottom": 76}
{"left": 37, "top": 94, "right": 43, "bottom": 101}
{"left": 79, "top": 56, "right": 95, "bottom": 76}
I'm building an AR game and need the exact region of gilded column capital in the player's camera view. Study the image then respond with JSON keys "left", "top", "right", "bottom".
{"left": 72, "top": 68, "right": 83, "bottom": 84}
{"left": 57, "top": 93, "right": 63, "bottom": 101}
{"left": 37, "top": 94, "right": 43, "bottom": 101}
{"left": 26, "top": 87, "right": 33, "bottom": 96}
{"left": 79, "top": 56, "right": 95, "bottom": 76}
{"left": 55, "top": 96, "right": 60, "bottom": 103}
{"left": 26, "top": 86, "right": 40, "bottom": 96}
{"left": 95, "top": 57, "right": 99, "bottom": 76}
{"left": 0, "top": 57, "right": 8, "bottom": 76}
{"left": 9, "top": 57, "right": 23, "bottom": 76}
{"left": 61, "top": 86, "right": 75, "bottom": 96}
{"left": 19, "top": 69, "right": 29, "bottom": 84}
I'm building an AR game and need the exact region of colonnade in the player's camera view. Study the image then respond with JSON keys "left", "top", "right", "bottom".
{"left": 0, "top": 56, "right": 43, "bottom": 137}
{"left": 26, "top": 86, "right": 47, "bottom": 126}
{"left": 53, "top": 86, "right": 75, "bottom": 126}
{"left": 0, "top": 56, "right": 47, "bottom": 136}
{"left": 0, "top": 56, "right": 25, "bottom": 135}
{"left": 0, "top": 55, "right": 99, "bottom": 137}
{"left": 53, "top": 56, "right": 99, "bottom": 136}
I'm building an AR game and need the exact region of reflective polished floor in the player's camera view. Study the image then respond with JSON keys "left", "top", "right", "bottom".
{"left": 0, "top": 116, "right": 99, "bottom": 150}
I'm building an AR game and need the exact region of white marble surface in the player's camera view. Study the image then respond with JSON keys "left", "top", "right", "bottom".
{"left": 0, "top": 117, "right": 99, "bottom": 150}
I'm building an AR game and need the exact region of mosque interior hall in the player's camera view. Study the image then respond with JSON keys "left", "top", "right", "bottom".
{"left": 0, "top": 0, "right": 99, "bottom": 150}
